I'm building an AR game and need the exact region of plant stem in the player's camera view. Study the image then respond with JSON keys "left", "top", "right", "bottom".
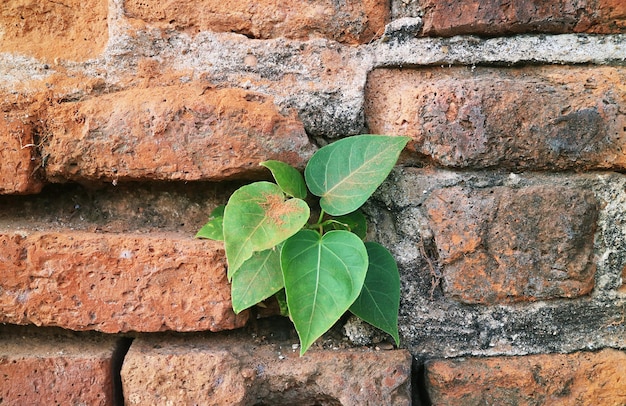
{"left": 317, "top": 209, "right": 326, "bottom": 225}
{"left": 315, "top": 209, "right": 326, "bottom": 235}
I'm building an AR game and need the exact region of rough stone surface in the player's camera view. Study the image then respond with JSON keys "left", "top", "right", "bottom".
{"left": 44, "top": 84, "right": 315, "bottom": 184}
{"left": 366, "top": 66, "right": 626, "bottom": 171}
{"left": 425, "top": 349, "right": 626, "bottom": 405}
{"left": 418, "top": 0, "right": 626, "bottom": 36}
{"left": 0, "top": 0, "right": 108, "bottom": 62}
{"left": 0, "top": 112, "right": 43, "bottom": 194}
{"left": 123, "top": 0, "right": 389, "bottom": 44}
{"left": 0, "top": 325, "right": 123, "bottom": 405}
{"left": 121, "top": 328, "right": 412, "bottom": 405}
{"left": 425, "top": 185, "right": 597, "bottom": 304}
{"left": 0, "top": 230, "right": 248, "bottom": 333}
{"left": 366, "top": 168, "right": 626, "bottom": 360}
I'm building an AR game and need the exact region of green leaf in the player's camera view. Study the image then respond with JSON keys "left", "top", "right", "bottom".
{"left": 281, "top": 229, "right": 368, "bottom": 355}
{"left": 223, "top": 182, "right": 310, "bottom": 278}
{"left": 231, "top": 247, "right": 284, "bottom": 314}
{"left": 322, "top": 211, "right": 367, "bottom": 240}
{"left": 349, "top": 242, "right": 400, "bottom": 346}
{"left": 196, "top": 205, "right": 226, "bottom": 241}
{"left": 304, "top": 135, "right": 410, "bottom": 216}
{"left": 260, "top": 160, "right": 308, "bottom": 199}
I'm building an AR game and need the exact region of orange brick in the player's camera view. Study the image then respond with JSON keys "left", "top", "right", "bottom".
{"left": 424, "top": 185, "right": 597, "bottom": 304}
{"left": 419, "top": 0, "right": 626, "bottom": 36}
{"left": 0, "top": 231, "right": 248, "bottom": 333}
{"left": 425, "top": 349, "right": 626, "bottom": 405}
{"left": 123, "top": 0, "right": 389, "bottom": 44}
{"left": 0, "top": 325, "right": 123, "bottom": 405}
{"left": 43, "top": 84, "right": 315, "bottom": 184}
{"left": 366, "top": 66, "right": 626, "bottom": 171}
{"left": 0, "top": 113, "right": 43, "bottom": 194}
{"left": 122, "top": 332, "right": 412, "bottom": 405}
{"left": 0, "top": 0, "right": 108, "bottom": 62}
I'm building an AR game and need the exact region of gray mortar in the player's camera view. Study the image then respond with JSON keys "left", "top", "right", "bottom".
{"left": 0, "top": 54, "right": 54, "bottom": 93}
{"left": 391, "top": 1, "right": 423, "bottom": 20}
{"left": 370, "top": 34, "right": 626, "bottom": 68}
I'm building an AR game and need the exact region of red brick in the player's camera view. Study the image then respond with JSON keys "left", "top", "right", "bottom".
{"left": 0, "top": 325, "right": 122, "bottom": 405}
{"left": 424, "top": 185, "right": 597, "bottom": 304}
{"left": 0, "top": 0, "right": 108, "bottom": 62}
{"left": 123, "top": 0, "right": 389, "bottom": 44}
{"left": 0, "top": 230, "right": 248, "bottom": 333}
{"left": 121, "top": 332, "right": 412, "bottom": 405}
{"left": 366, "top": 66, "right": 626, "bottom": 171}
{"left": 43, "top": 84, "right": 315, "bottom": 184}
{"left": 0, "top": 113, "right": 43, "bottom": 194}
{"left": 425, "top": 349, "right": 626, "bottom": 405}
{"left": 419, "top": 0, "right": 626, "bottom": 36}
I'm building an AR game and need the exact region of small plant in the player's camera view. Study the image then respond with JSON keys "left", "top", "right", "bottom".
{"left": 197, "top": 134, "right": 410, "bottom": 355}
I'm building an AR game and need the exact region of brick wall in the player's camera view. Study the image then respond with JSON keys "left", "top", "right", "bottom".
{"left": 1, "top": 1, "right": 625, "bottom": 404}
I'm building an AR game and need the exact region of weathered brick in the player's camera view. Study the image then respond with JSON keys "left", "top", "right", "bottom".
{"left": 0, "top": 231, "right": 248, "bottom": 333}
{"left": 0, "top": 0, "right": 108, "bottom": 62}
{"left": 121, "top": 332, "right": 412, "bottom": 405}
{"left": 0, "top": 113, "right": 43, "bottom": 194}
{"left": 366, "top": 66, "right": 626, "bottom": 171}
{"left": 0, "top": 325, "right": 122, "bottom": 405}
{"left": 424, "top": 185, "right": 597, "bottom": 304}
{"left": 43, "top": 84, "right": 315, "bottom": 184}
{"left": 425, "top": 349, "right": 626, "bottom": 405}
{"left": 419, "top": 0, "right": 626, "bottom": 36}
{"left": 124, "top": 0, "right": 389, "bottom": 44}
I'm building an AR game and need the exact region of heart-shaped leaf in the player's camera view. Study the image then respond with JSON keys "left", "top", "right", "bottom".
{"left": 224, "top": 182, "right": 309, "bottom": 278}
{"left": 349, "top": 242, "right": 400, "bottom": 345}
{"left": 196, "top": 205, "right": 225, "bottom": 241}
{"left": 231, "top": 247, "right": 284, "bottom": 314}
{"left": 305, "top": 135, "right": 410, "bottom": 216}
{"left": 261, "top": 160, "right": 308, "bottom": 199}
{"left": 281, "top": 229, "right": 368, "bottom": 355}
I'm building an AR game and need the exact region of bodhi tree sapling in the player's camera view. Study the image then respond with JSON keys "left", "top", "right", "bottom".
{"left": 197, "top": 134, "right": 410, "bottom": 355}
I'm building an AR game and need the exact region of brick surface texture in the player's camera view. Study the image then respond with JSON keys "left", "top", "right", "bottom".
{"left": 0, "top": 113, "right": 43, "bottom": 194}
{"left": 425, "top": 185, "right": 598, "bottom": 304}
{"left": 122, "top": 333, "right": 412, "bottom": 405}
{"left": 366, "top": 66, "right": 626, "bottom": 171}
{"left": 0, "top": 0, "right": 625, "bottom": 403}
{"left": 0, "top": 0, "right": 108, "bottom": 62}
{"left": 0, "top": 231, "right": 248, "bottom": 333}
{"left": 0, "top": 326, "right": 122, "bottom": 405}
{"left": 44, "top": 85, "right": 315, "bottom": 183}
{"left": 419, "top": 0, "right": 626, "bottom": 36}
{"left": 426, "top": 349, "right": 626, "bottom": 405}
{"left": 124, "top": 0, "right": 389, "bottom": 44}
